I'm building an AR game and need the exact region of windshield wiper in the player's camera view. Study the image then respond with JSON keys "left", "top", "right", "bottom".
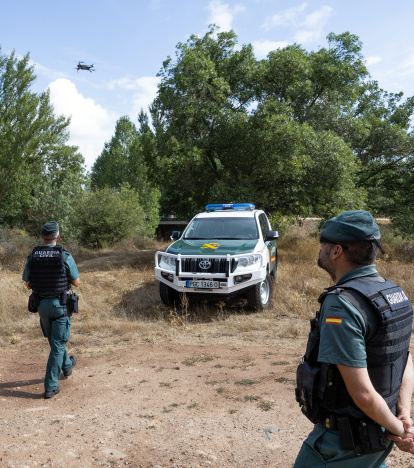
{"left": 214, "top": 237, "right": 247, "bottom": 240}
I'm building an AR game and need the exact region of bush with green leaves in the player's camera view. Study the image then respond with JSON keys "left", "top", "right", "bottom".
{"left": 72, "top": 184, "right": 158, "bottom": 248}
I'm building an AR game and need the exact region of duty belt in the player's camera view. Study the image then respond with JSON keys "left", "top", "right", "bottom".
{"left": 319, "top": 414, "right": 387, "bottom": 454}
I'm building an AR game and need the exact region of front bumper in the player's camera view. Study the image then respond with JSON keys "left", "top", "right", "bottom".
{"left": 154, "top": 251, "right": 267, "bottom": 296}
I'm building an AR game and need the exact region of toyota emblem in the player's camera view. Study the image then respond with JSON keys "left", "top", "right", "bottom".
{"left": 199, "top": 260, "right": 211, "bottom": 269}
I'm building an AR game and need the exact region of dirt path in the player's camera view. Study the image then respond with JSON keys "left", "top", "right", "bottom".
{"left": 2, "top": 248, "right": 414, "bottom": 467}
{"left": 1, "top": 341, "right": 413, "bottom": 468}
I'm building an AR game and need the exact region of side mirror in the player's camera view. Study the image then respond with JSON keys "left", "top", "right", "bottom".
{"left": 171, "top": 231, "right": 181, "bottom": 240}
{"left": 265, "top": 230, "right": 279, "bottom": 241}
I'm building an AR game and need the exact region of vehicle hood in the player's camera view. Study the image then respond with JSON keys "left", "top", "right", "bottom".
{"left": 167, "top": 239, "right": 259, "bottom": 256}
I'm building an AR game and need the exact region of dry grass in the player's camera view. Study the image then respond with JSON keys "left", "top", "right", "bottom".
{"left": 1, "top": 221, "right": 414, "bottom": 354}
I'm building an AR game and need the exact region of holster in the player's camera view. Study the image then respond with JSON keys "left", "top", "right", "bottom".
{"left": 60, "top": 291, "right": 68, "bottom": 306}
{"left": 28, "top": 291, "right": 40, "bottom": 313}
{"left": 296, "top": 361, "right": 325, "bottom": 424}
{"left": 67, "top": 292, "right": 79, "bottom": 316}
{"left": 337, "top": 416, "right": 387, "bottom": 454}
{"left": 304, "top": 317, "right": 320, "bottom": 362}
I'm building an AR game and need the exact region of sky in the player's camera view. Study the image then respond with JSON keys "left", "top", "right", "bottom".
{"left": 2, "top": 0, "right": 414, "bottom": 171}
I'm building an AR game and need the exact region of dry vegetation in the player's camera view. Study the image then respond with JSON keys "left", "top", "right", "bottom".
{"left": 2, "top": 221, "right": 414, "bottom": 467}
{"left": 1, "top": 219, "right": 414, "bottom": 355}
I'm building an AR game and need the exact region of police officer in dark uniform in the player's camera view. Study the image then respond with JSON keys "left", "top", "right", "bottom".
{"left": 294, "top": 210, "right": 414, "bottom": 467}
{"left": 22, "top": 221, "right": 80, "bottom": 399}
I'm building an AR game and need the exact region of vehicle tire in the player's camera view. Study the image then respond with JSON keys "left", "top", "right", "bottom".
{"left": 246, "top": 272, "right": 273, "bottom": 310}
{"left": 159, "top": 282, "right": 180, "bottom": 307}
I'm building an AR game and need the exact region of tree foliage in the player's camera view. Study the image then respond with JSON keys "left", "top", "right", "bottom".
{"left": 90, "top": 115, "right": 160, "bottom": 233}
{"left": 71, "top": 184, "right": 152, "bottom": 248}
{"left": 149, "top": 28, "right": 367, "bottom": 218}
{"left": 147, "top": 27, "right": 414, "bottom": 234}
{"left": 4, "top": 29, "right": 414, "bottom": 242}
{"left": 151, "top": 27, "right": 259, "bottom": 215}
{"left": 0, "top": 47, "right": 85, "bottom": 229}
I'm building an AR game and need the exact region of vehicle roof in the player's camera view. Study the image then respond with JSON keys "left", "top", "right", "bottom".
{"left": 195, "top": 210, "right": 263, "bottom": 219}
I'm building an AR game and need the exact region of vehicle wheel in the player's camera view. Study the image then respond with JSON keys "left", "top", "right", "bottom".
{"left": 159, "top": 282, "right": 180, "bottom": 307}
{"left": 246, "top": 273, "right": 273, "bottom": 310}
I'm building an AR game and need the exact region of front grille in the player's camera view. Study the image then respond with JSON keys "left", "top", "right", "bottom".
{"left": 181, "top": 257, "right": 228, "bottom": 274}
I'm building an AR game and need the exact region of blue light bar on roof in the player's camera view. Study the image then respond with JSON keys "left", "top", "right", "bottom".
{"left": 205, "top": 203, "right": 255, "bottom": 211}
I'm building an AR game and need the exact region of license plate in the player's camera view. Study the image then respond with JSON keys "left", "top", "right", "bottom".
{"left": 186, "top": 280, "right": 220, "bottom": 289}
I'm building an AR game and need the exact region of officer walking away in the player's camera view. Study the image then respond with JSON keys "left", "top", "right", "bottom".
{"left": 294, "top": 210, "right": 414, "bottom": 467}
{"left": 22, "top": 221, "right": 80, "bottom": 399}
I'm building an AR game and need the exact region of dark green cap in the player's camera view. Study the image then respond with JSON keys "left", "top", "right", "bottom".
{"left": 320, "top": 210, "right": 380, "bottom": 243}
{"left": 40, "top": 221, "right": 59, "bottom": 235}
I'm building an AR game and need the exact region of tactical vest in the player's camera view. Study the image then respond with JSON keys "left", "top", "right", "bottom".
{"left": 29, "top": 245, "right": 70, "bottom": 294}
{"left": 296, "top": 276, "right": 413, "bottom": 424}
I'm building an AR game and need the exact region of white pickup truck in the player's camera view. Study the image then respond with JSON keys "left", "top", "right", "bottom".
{"left": 155, "top": 203, "right": 279, "bottom": 310}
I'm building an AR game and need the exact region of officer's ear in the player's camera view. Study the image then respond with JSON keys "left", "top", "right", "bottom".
{"left": 57, "top": 233, "right": 60, "bottom": 240}
{"left": 332, "top": 244, "right": 346, "bottom": 259}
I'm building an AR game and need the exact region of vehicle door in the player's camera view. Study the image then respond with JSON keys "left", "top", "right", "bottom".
{"left": 258, "top": 213, "right": 277, "bottom": 271}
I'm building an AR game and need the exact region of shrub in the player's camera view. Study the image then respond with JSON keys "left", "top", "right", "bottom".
{"left": 72, "top": 184, "right": 157, "bottom": 248}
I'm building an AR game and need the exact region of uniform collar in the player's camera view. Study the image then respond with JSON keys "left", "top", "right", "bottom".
{"left": 336, "top": 265, "right": 379, "bottom": 286}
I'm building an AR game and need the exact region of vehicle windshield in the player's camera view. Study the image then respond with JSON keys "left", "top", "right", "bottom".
{"left": 183, "top": 217, "right": 259, "bottom": 240}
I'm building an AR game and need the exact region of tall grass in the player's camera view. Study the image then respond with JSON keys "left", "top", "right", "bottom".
{"left": 1, "top": 222, "right": 413, "bottom": 353}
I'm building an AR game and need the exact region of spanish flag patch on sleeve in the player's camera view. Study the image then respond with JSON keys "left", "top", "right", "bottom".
{"left": 326, "top": 317, "right": 343, "bottom": 325}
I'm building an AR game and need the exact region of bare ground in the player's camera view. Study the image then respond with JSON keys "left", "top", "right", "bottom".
{"left": 1, "top": 248, "right": 414, "bottom": 468}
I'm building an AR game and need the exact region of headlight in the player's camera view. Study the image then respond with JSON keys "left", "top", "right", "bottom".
{"left": 160, "top": 255, "right": 177, "bottom": 271}
{"left": 234, "top": 254, "right": 262, "bottom": 272}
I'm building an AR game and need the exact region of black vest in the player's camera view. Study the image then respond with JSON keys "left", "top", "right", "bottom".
{"left": 322, "top": 277, "right": 413, "bottom": 412}
{"left": 29, "top": 245, "right": 70, "bottom": 294}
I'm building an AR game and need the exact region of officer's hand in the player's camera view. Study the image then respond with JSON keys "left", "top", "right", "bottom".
{"left": 388, "top": 420, "right": 414, "bottom": 454}
{"left": 401, "top": 416, "right": 414, "bottom": 438}
{"left": 25, "top": 281, "right": 31, "bottom": 290}
{"left": 387, "top": 434, "right": 414, "bottom": 454}
{"left": 389, "top": 418, "right": 413, "bottom": 440}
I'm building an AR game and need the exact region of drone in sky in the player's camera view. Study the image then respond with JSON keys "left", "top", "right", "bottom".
{"left": 76, "top": 61, "right": 95, "bottom": 72}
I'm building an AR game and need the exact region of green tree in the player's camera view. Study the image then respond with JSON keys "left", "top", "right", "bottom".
{"left": 72, "top": 184, "right": 152, "bottom": 248}
{"left": 209, "top": 101, "right": 365, "bottom": 218}
{"left": 91, "top": 115, "right": 160, "bottom": 231}
{"left": 351, "top": 84, "right": 414, "bottom": 222}
{"left": 257, "top": 34, "right": 414, "bottom": 225}
{"left": 150, "top": 28, "right": 368, "bottom": 217}
{"left": 151, "top": 26, "right": 258, "bottom": 215}
{"left": 388, "top": 164, "right": 414, "bottom": 238}
{"left": 91, "top": 116, "right": 138, "bottom": 189}
{"left": 151, "top": 28, "right": 414, "bottom": 230}
{"left": 0, "top": 47, "right": 85, "bottom": 228}
{"left": 24, "top": 167, "right": 84, "bottom": 239}
{"left": 257, "top": 33, "right": 368, "bottom": 128}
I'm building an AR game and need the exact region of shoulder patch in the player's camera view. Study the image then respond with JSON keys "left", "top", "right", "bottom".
{"left": 384, "top": 290, "right": 409, "bottom": 306}
{"left": 326, "top": 317, "right": 343, "bottom": 325}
